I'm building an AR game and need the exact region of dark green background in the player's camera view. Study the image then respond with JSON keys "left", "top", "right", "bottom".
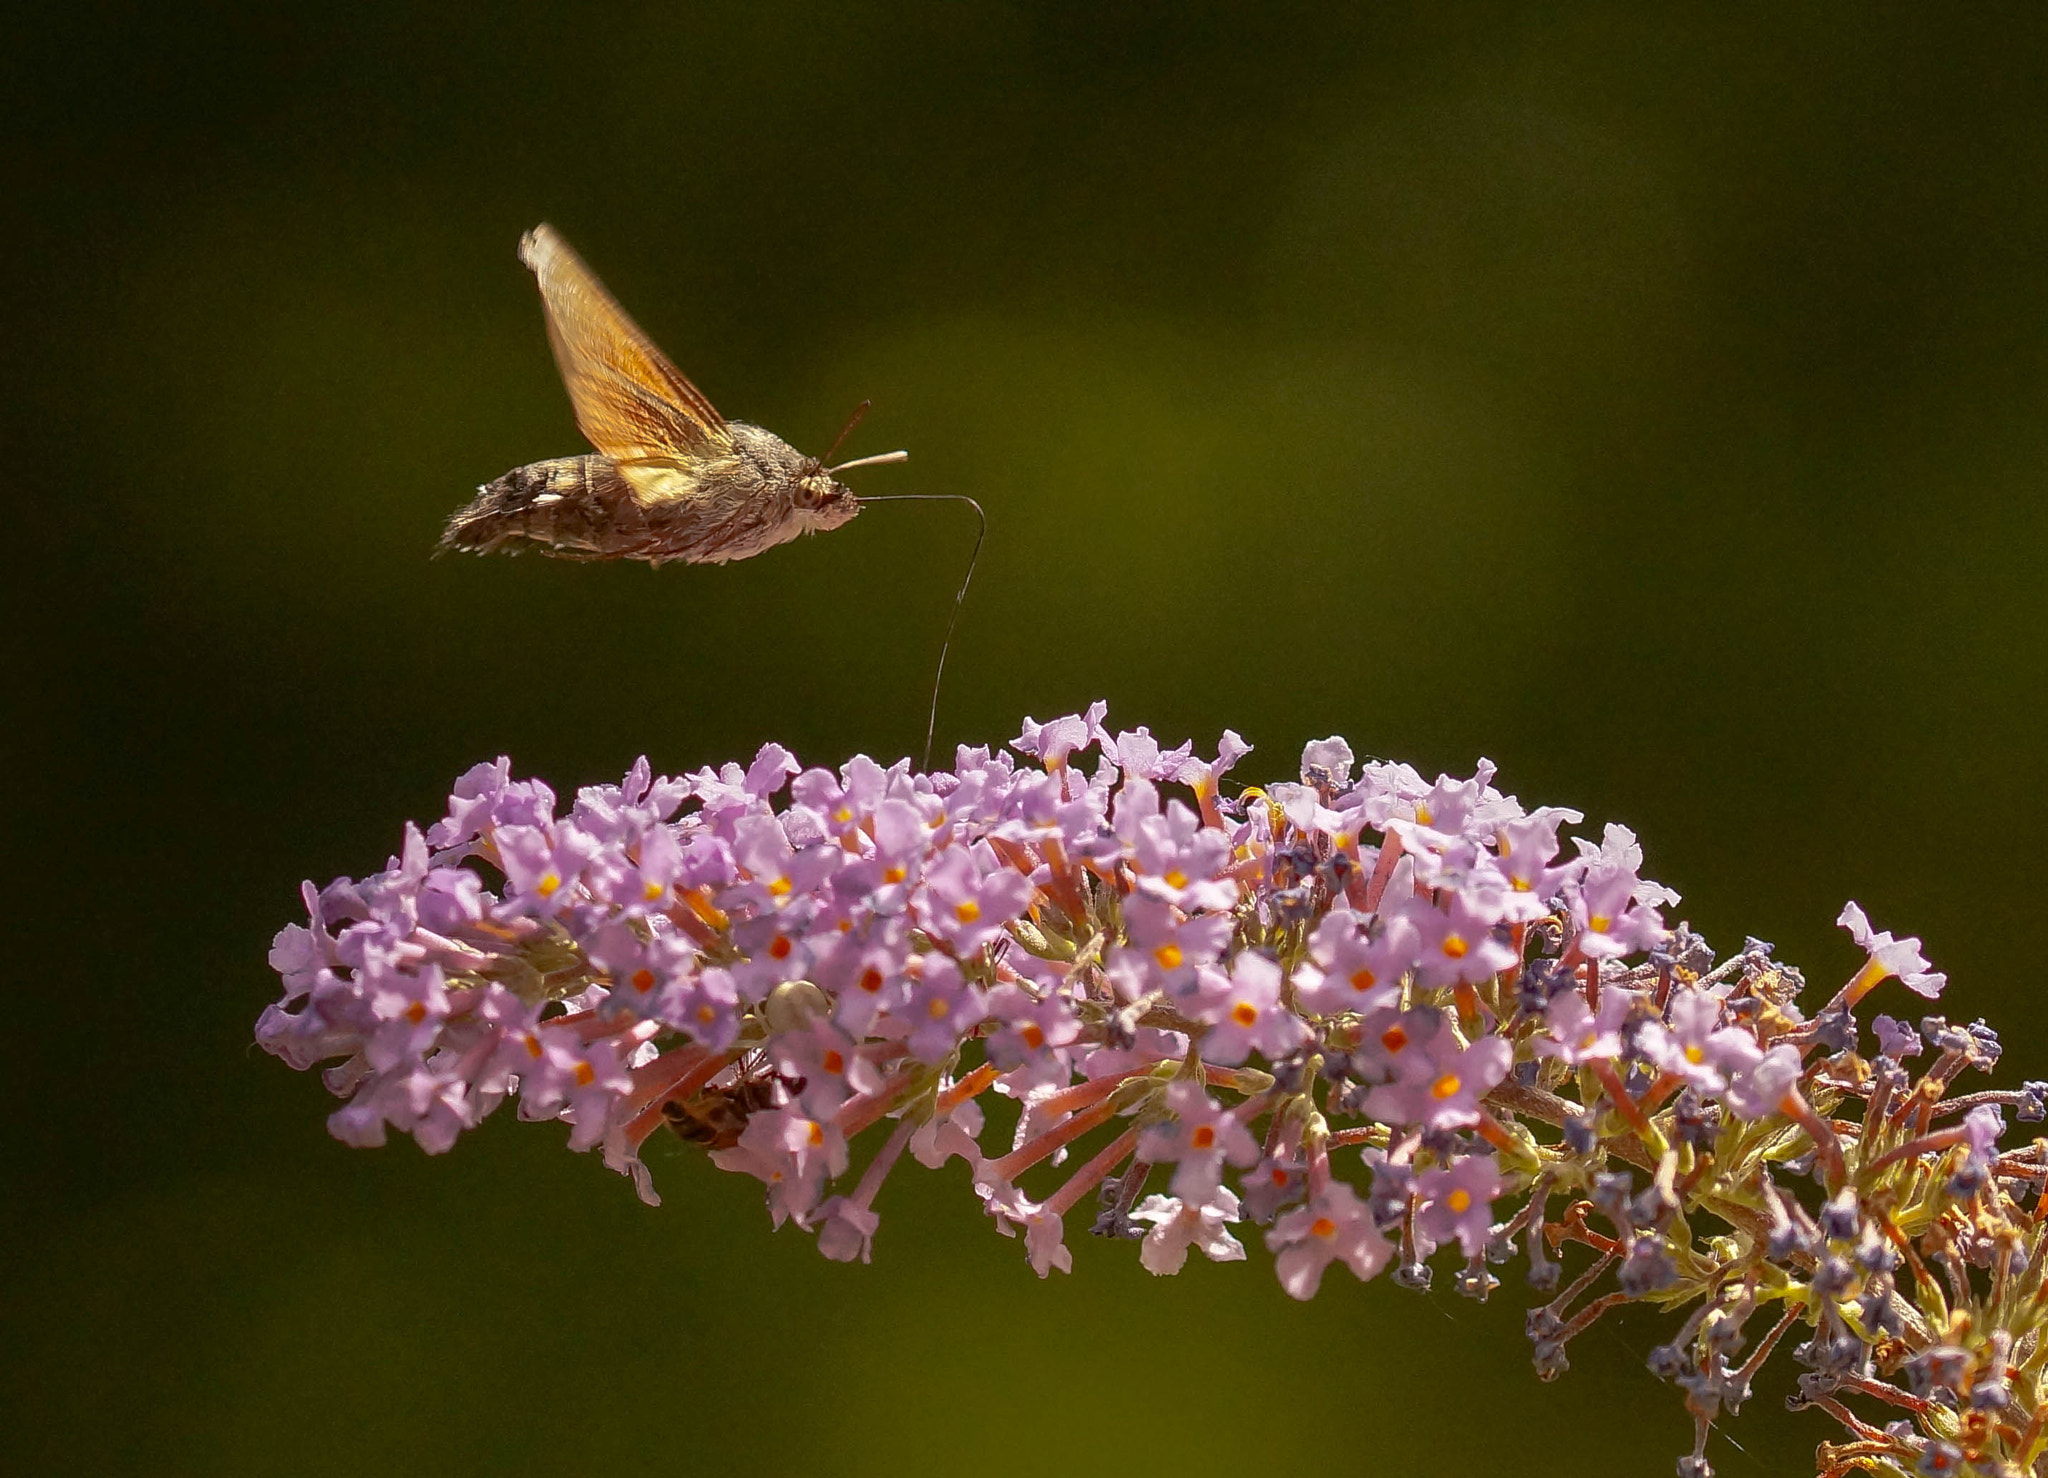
{"left": 11, "top": 4, "right": 2048, "bottom": 1474}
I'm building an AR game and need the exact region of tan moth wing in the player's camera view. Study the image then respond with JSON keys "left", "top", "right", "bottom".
{"left": 520, "top": 223, "right": 735, "bottom": 466}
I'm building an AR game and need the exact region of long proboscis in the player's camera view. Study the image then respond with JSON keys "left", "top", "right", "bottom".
{"left": 857, "top": 493, "right": 987, "bottom": 771}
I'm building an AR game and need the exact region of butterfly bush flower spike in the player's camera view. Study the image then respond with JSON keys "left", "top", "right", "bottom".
{"left": 265, "top": 705, "right": 2048, "bottom": 1478}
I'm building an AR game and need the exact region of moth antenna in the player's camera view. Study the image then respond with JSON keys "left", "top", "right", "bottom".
{"left": 823, "top": 399, "right": 872, "bottom": 465}
{"left": 829, "top": 449, "right": 909, "bottom": 473}
{"left": 858, "top": 494, "right": 987, "bottom": 771}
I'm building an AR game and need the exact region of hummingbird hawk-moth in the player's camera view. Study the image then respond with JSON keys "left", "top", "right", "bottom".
{"left": 438, "top": 223, "right": 907, "bottom": 567}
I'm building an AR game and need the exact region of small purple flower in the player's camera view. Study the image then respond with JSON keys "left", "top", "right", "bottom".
{"left": 1398, "top": 892, "right": 1519, "bottom": 989}
{"left": 1190, "top": 952, "right": 1312, "bottom": 1066}
{"left": 1414, "top": 1154, "right": 1502, "bottom": 1259}
{"left": 1637, "top": 989, "right": 1759, "bottom": 1094}
{"left": 668, "top": 965, "right": 743, "bottom": 1051}
{"left": 984, "top": 983, "right": 1083, "bottom": 1093}
{"left": 1295, "top": 909, "right": 1412, "bottom": 1017}
{"left": 494, "top": 821, "right": 600, "bottom": 917}
{"left": 898, "top": 955, "right": 987, "bottom": 1062}
{"left": 1493, "top": 810, "right": 1581, "bottom": 912}
{"left": 1534, "top": 988, "right": 1635, "bottom": 1067}
{"left": 1240, "top": 1156, "right": 1307, "bottom": 1224}
{"left": 978, "top": 1181, "right": 1072, "bottom": 1277}
{"left": 772, "top": 1021, "right": 882, "bottom": 1121}
{"left": 1364, "top": 1033, "right": 1512, "bottom": 1131}
{"left": 1137, "top": 1080, "right": 1260, "bottom": 1200}
{"left": 1721, "top": 1043, "right": 1804, "bottom": 1120}
{"left": 1013, "top": 702, "right": 1108, "bottom": 768}
{"left": 1569, "top": 864, "right": 1670, "bottom": 960}
{"left": 1962, "top": 1103, "right": 2005, "bottom": 1165}
{"left": 918, "top": 846, "right": 1033, "bottom": 956}
{"left": 1873, "top": 1014, "right": 1924, "bottom": 1060}
{"left": 1131, "top": 1187, "right": 1247, "bottom": 1274}
{"left": 1838, "top": 901, "right": 1947, "bottom": 1000}
{"left": 1267, "top": 1181, "right": 1392, "bottom": 1300}
{"left": 1108, "top": 895, "right": 1233, "bottom": 1002}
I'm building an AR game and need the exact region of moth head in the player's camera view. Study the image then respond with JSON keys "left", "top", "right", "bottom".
{"left": 795, "top": 464, "right": 862, "bottom": 531}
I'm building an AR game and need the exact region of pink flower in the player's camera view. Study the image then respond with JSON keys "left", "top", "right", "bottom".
{"left": 1190, "top": 952, "right": 1312, "bottom": 1066}
{"left": 1131, "top": 1188, "right": 1247, "bottom": 1275}
{"left": 1137, "top": 1080, "right": 1260, "bottom": 1199}
{"left": 1838, "top": 901, "right": 1947, "bottom": 1000}
{"left": 1364, "top": 1034, "right": 1512, "bottom": 1131}
{"left": 1415, "top": 1154, "right": 1502, "bottom": 1259}
{"left": 1267, "top": 1183, "right": 1391, "bottom": 1299}
{"left": 1295, "top": 910, "right": 1413, "bottom": 1017}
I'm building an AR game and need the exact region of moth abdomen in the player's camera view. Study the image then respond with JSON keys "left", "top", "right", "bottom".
{"left": 437, "top": 455, "right": 639, "bottom": 560}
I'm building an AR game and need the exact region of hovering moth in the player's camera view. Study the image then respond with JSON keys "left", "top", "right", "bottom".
{"left": 439, "top": 223, "right": 905, "bottom": 566}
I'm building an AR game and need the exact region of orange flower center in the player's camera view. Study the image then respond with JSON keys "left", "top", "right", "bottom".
{"left": 1232, "top": 1002, "right": 1259, "bottom": 1027}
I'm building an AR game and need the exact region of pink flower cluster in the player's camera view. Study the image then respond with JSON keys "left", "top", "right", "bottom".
{"left": 262, "top": 706, "right": 2048, "bottom": 1478}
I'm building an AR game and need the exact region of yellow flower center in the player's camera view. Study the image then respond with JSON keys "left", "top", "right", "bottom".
{"left": 768, "top": 876, "right": 793, "bottom": 898}
{"left": 1441, "top": 934, "right": 1469, "bottom": 960}
{"left": 1431, "top": 1072, "right": 1462, "bottom": 1100}
{"left": 883, "top": 865, "right": 907, "bottom": 884}
{"left": 954, "top": 899, "right": 981, "bottom": 924}
{"left": 573, "top": 1062, "right": 595, "bottom": 1087}
{"left": 928, "top": 997, "right": 950, "bottom": 1019}
{"left": 643, "top": 880, "right": 664, "bottom": 901}
{"left": 1447, "top": 1188, "right": 1472, "bottom": 1214}
{"left": 1165, "top": 868, "right": 1189, "bottom": 889}
{"left": 1684, "top": 1044, "right": 1705, "bottom": 1065}
{"left": 1155, "top": 943, "right": 1184, "bottom": 970}
{"left": 537, "top": 871, "right": 561, "bottom": 898}
{"left": 1589, "top": 914, "right": 1611, "bottom": 933}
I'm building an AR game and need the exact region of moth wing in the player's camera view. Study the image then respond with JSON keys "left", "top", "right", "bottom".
{"left": 520, "top": 223, "right": 735, "bottom": 465}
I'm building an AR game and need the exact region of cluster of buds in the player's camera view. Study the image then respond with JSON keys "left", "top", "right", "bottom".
{"left": 261, "top": 705, "right": 2048, "bottom": 1476}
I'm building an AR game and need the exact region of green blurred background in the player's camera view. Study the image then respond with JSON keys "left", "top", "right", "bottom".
{"left": 10, "top": 3, "right": 2048, "bottom": 1473}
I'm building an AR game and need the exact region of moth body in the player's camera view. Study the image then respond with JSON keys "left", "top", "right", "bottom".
{"left": 440, "top": 423, "right": 859, "bottom": 565}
